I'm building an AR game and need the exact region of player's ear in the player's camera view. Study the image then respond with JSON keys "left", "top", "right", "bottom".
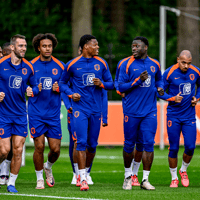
{"left": 38, "top": 46, "right": 40, "bottom": 52}
{"left": 177, "top": 57, "right": 179, "bottom": 63}
{"left": 10, "top": 44, "right": 14, "bottom": 51}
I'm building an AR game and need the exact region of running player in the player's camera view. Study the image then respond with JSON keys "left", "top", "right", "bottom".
{"left": 157, "top": 50, "right": 200, "bottom": 188}
{"left": 29, "top": 33, "right": 65, "bottom": 189}
{"left": 115, "top": 58, "right": 142, "bottom": 187}
{"left": 59, "top": 34, "right": 114, "bottom": 191}
{"left": 0, "top": 34, "right": 38, "bottom": 193}
{"left": 118, "top": 36, "right": 164, "bottom": 190}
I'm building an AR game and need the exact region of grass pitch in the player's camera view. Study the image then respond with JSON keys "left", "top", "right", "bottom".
{"left": 0, "top": 146, "right": 200, "bottom": 200}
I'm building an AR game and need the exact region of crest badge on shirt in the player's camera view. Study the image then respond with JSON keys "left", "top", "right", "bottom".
{"left": 150, "top": 66, "right": 155, "bottom": 73}
{"left": 52, "top": 68, "right": 58, "bottom": 75}
{"left": 189, "top": 74, "right": 195, "bottom": 81}
{"left": 94, "top": 64, "right": 100, "bottom": 71}
{"left": 22, "top": 68, "right": 27, "bottom": 75}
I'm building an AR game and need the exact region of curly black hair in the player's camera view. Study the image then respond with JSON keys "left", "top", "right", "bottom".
{"left": 32, "top": 33, "right": 58, "bottom": 54}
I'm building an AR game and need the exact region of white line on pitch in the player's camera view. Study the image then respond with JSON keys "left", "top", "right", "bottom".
{"left": 25, "top": 153, "right": 200, "bottom": 159}
{"left": 0, "top": 193, "right": 107, "bottom": 200}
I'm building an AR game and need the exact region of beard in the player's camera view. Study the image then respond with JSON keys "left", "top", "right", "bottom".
{"left": 14, "top": 48, "right": 25, "bottom": 59}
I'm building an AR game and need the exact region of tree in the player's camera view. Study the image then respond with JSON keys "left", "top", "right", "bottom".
{"left": 177, "top": 0, "right": 199, "bottom": 66}
{"left": 72, "top": 0, "right": 92, "bottom": 57}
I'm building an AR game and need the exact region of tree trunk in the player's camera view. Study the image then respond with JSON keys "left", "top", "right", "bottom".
{"left": 177, "top": 0, "right": 199, "bottom": 66}
{"left": 111, "top": 0, "right": 125, "bottom": 36}
{"left": 72, "top": 0, "right": 92, "bottom": 58}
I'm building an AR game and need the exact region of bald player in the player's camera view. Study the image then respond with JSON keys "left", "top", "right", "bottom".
{"left": 157, "top": 50, "right": 200, "bottom": 188}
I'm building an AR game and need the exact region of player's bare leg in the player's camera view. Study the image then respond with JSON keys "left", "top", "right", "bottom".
{"left": 43, "top": 138, "right": 61, "bottom": 187}
{"left": 132, "top": 149, "right": 142, "bottom": 186}
{"left": 168, "top": 157, "right": 179, "bottom": 187}
{"left": 78, "top": 150, "right": 89, "bottom": 191}
{"left": 141, "top": 151, "right": 155, "bottom": 190}
{"left": 47, "top": 138, "right": 61, "bottom": 164}
{"left": 33, "top": 134, "right": 45, "bottom": 189}
{"left": 33, "top": 135, "right": 45, "bottom": 170}
{"left": 85, "top": 149, "right": 95, "bottom": 185}
{"left": 86, "top": 149, "right": 95, "bottom": 170}
{"left": 73, "top": 143, "right": 81, "bottom": 186}
{"left": 7, "top": 135, "right": 25, "bottom": 190}
{"left": 0, "top": 138, "right": 10, "bottom": 164}
{"left": 123, "top": 149, "right": 134, "bottom": 190}
{"left": 179, "top": 153, "right": 192, "bottom": 187}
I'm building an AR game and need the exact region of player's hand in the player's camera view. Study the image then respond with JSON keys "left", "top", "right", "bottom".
{"left": 0, "top": 92, "right": 5, "bottom": 102}
{"left": 157, "top": 87, "right": 164, "bottom": 96}
{"left": 121, "top": 93, "right": 125, "bottom": 98}
{"left": 26, "top": 86, "right": 33, "bottom": 97}
{"left": 175, "top": 92, "right": 183, "bottom": 103}
{"left": 52, "top": 81, "right": 59, "bottom": 91}
{"left": 102, "top": 123, "right": 108, "bottom": 127}
{"left": 140, "top": 70, "right": 148, "bottom": 81}
{"left": 68, "top": 107, "right": 73, "bottom": 113}
{"left": 72, "top": 93, "right": 81, "bottom": 102}
{"left": 191, "top": 96, "right": 197, "bottom": 107}
{"left": 38, "top": 83, "right": 42, "bottom": 92}
{"left": 93, "top": 78, "right": 102, "bottom": 86}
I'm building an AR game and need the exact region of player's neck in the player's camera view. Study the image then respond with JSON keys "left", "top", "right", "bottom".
{"left": 11, "top": 52, "right": 22, "bottom": 66}
{"left": 40, "top": 54, "right": 52, "bottom": 61}
{"left": 82, "top": 51, "right": 93, "bottom": 58}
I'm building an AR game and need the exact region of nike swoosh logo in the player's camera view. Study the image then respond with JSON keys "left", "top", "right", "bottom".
{"left": 35, "top": 70, "right": 40, "bottom": 72}
{"left": 4, "top": 68, "right": 9, "bottom": 71}
{"left": 133, "top": 69, "right": 139, "bottom": 71}
{"left": 192, "top": 122, "right": 196, "bottom": 124}
{"left": 175, "top": 77, "right": 180, "bottom": 79}
{"left": 77, "top": 68, "right": 82, "bottom": 70}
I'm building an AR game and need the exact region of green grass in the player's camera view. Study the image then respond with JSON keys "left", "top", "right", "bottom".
{"left": 1, "top": 146, "right": 200, "bottom": 200}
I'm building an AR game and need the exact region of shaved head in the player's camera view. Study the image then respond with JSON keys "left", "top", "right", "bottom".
{"left": 179, "top": 50, "right": 192, "bottom": 59}
{"left": 177, "top": 50, "right": 192, "bottom": 73}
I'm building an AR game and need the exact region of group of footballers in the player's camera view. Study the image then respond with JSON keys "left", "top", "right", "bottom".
{"left": 0, "top": 33, "right": 199, "bottom": 193}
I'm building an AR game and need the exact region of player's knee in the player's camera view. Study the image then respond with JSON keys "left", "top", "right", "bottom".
{"left": 76, "top": 141, "right": 87, "bottom": 151}
{"left": 168, "top": 149, "right": 179, "bottom": 158}
{"left": 143, "top": 143, "right": 154, "bottom": 152}
{"left": 35, "top": 142, "right": 45, "bottom": 153}
{"left": 184, "top": 147, "right": 195, "bottom": 156}
{"left": 0, "top": 148, "right": 9, "bottom": 160}
{"left": 87, "top": 146, "right": 96, "bottom": 153}
{"left": 124, "top": 143, "right": 134, "bottom": 154}
{"left": 136, "top": 143, "right": 143, "bottom": 152}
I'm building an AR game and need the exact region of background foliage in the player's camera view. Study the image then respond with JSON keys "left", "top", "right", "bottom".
{"left": 0, "top": 0, "right": 178, "bottom": 99}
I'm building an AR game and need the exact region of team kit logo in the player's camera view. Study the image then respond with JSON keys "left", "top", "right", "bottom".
{"left": 9, "top": 75, "right": 22, "bottom": 89}
{"left": 179, "top": 83, "right": 191, "bottom": 95}
{"left": 140, "top": 74, "right": 151, "bottom": 87}
{"left": 40, "top": 77, "right": 52, "bottom": 90}
{"left": 82, "top": 73, "right": 95, "bottom": 86}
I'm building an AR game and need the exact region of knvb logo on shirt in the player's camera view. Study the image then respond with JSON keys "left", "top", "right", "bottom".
{"left": 9, "top": 75, "right": 22, "bottom": 89}
{"left": 140, "top": 74, "right": 151, "bottom": 87}
{"left": 40, "top": 77, "right": 52, "bottom": 90}
{"left": 179, "top": 83, "right": 191, "bottom": 95}
{"left": 82, "top": 73, "right": 95, "bottom": 86}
